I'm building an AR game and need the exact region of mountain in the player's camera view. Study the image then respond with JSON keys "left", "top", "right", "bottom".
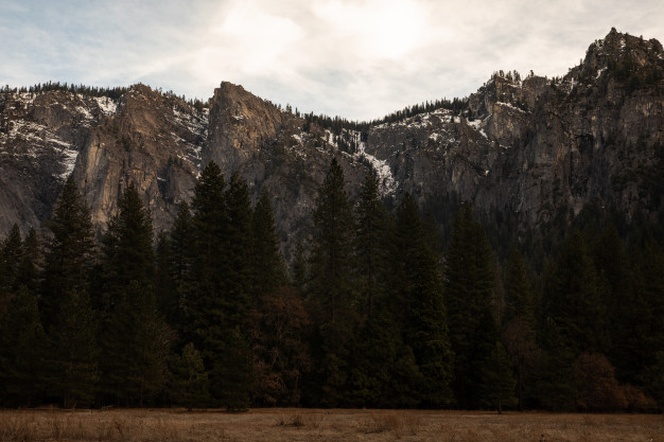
{"left": 1, "top": 29, "right": 663, "bottom": 256}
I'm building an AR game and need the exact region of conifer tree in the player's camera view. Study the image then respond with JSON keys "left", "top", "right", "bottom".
{"left": 354, "top": 170, "right": 392, "bottom": 319}
{"left": 250, "top": 190, "right": 287, "bottom": 298}
{"left": 16, "top": 228, "right": 41, "bottom": 293}
{"left": 445, "top": 205, "right": 501, "bottom": 408}
{"left": 630, "top": 236, "right": 664, "bottom": 402}
{"left": 98, "top": 184, "right": 170, "bottom": 406}
{"left": 188, "top": 161, "right": 229, "bottom": 403}
{"left": 502, "top": 249, "right": 538, "bottom": 410}
{"left": 170, "top": 342, "right": 211, "bottom": 409}
{"left": 48, "top": 288, "right": 99, "bottom": 408}
{"left": 222, "top": 173, "right": 254, "bottom": 327}
{"left": 392, "top": 193, "right": 454, "bottom": 407}
{"left": 542, "top": 230, "right": 607, "bottom": 355}
{"left": 310, "top": 158, "right": 356, "bottom": 326}
{"left": 164, "top": 202, "right": 196, "bottom": 339}
{"left": 41, "top": 176, "right": 96, "bottom": 326}
{"left": 39, "top": 178, "right": 98, "bottom": 407}
{"left": 0, "top": 224, "right": 23, "bottom": 293}
{"left": 307, "top": 158, "right": 357, "bottom": 406}
{"left": 0, "top": 286, "right": 47, "bottom": 406}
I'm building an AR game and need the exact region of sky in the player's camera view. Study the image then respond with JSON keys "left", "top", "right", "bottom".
{"left": 1, "top": 0, "right": 662, "bottom": 121}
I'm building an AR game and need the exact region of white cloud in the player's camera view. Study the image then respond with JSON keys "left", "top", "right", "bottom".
{"left": 2, "top": 0, "right": 663, "bottom": 120}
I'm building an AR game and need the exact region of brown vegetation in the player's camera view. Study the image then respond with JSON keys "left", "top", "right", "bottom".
{"left": 0, "top": 408, "right": 661, "bottom": 442}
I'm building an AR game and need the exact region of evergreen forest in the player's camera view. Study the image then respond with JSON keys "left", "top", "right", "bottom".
{"left": 1, "top": 159, "right": 664, "bottom": 412}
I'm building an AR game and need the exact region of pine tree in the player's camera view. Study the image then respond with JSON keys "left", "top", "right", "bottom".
{"left": 630, "top": 235, "right": 664, "bottom": 402}
{"left": 445, "top": 205, "right": 500, "bottom": 408}
{"left": 354, "top": 170, "right": 392, "bottom": 319}
{"left": 502, "top": 249, "right": 538, "bottom": 410}
{"left": 479, "top": 340, "right": 517, "bottom": 412}
{"left": 48, "top": 288, "right": 99, "bottom": 408}
{"left": 542, "top": 230, "right": 607, "bottom": 355}
{"left": 41, "top": 176, "right": 96, "bottom": 327}
{"left": 170, "top": 342, "right": 211, "bottom": 409}
{"left": 16, "top": 228, "right": 41, "bottom": 293}
{"left": 0, "top": 224, "right": 23, "bottom": 293}
{"left": 250, "top": 190, "right": 287, "bottom": 299}
{"left": 310, "top": 158, "right": 356, "bottom": 325}
{"left": 307, "top": 158, "right": 357, "bottom": 406}
{"left": 0, "top": 286, "right": 47, "bottom": 406}
{"left": 188, "top": 161, "right": 229, "bottom": 404}
{"left": 392, "top": 193, "right": 454, "bottom": 407}
{"left": 165, "top": 202, "right": 196, "bottom": 339}
{"left": 222, "top": 173, "right": 254, "bottom": 327}
{"left": 98, "top": 184, "right": 170, "bottom": 406}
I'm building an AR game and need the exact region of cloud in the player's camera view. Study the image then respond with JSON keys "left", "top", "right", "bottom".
{"left": 2, "top": 0, "right": 663, "bottom": 121}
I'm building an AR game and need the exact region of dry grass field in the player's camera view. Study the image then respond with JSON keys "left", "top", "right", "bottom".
{"left": 0, "top": 408, "right": 662, "bottom": 442}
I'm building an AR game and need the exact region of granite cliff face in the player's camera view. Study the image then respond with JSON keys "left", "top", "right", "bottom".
{"left": 1, "top": 29, "right": 663, "bottom": 252}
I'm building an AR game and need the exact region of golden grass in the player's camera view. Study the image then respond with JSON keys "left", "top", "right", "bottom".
{"left": 0, "top": 408, "right": 661, "bottom": 442}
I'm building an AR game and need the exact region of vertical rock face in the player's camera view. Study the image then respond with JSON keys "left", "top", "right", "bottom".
{"left": 72, "top": 85, "right": 206, "bottom": 231}
{"left": 0, "top": 29, "right": 663, "bottom": 252}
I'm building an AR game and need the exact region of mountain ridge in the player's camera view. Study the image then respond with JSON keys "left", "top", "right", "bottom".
{"left": 1, "top": 29, "right": 663, "bottom": 256}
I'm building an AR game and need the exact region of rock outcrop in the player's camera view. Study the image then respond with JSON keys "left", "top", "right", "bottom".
{"left": 1, "top": 29, "right": 662, "bottom": 254}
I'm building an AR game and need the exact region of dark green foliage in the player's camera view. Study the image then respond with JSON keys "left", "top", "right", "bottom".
{"left": 162, "top": 202, "right": 196, "bottom": 339}
{"left": 41, "top": 176, "right": 96, "bottom": 325}
{"left": 502, "top": 249, "right": 538, "bottom": 410}
{"left": 0, "top": 287, "right": 47, "bottom": 406}
{"left": 187, "top": 163, "right": 257, "bottom": 408}
{"left": 307, "top": 158, "right": 357, "bottom": 406}
{"left": 309, "top": 158, "right": 356, "bottom": 326}
{"left": 0, "top": 224, "right": 23, "bottom": 293}
{"left": 170, "top": 342, "right": 211, "bottom": 409}
{"left": 250, "top": 285, "right": 311, "bottom": 407}
{"left": 542, "top": 230, "right": 607, "bottom": 355}
{"left": 479, "top": 341, "right": 517, "bottom": 412}
{"left": 16, "top": 228, "right": 41, "bottom": 293}
{"left": 3, "top": 153, "right": 664, "bottom": 411}
{"left": 445, "top": 205, "right": 503, "bottom": 408}
{"left": 216, "top": 327, "right": 253, "bottom": 412}
{"left": 221, "top": 173, "right": 255, "bottom": 327}
{"left": 98, "top": 184, "right": 169, "bottom": 406}
{"left": 392, "top": 194, "right": 454, "bottom": 407}
{"left": 354, "top": 170, "right": 392, "bottom": 319}
{"left": 48, "top": 289, "right": 99, "bottom": 408}
{"left": 630, "top": 236, "right": 664, "bottom": 403}
{"left": 250, "top": 191, "right": 287, "bottom": 298}
{"left": 100, "top": 184, "right": 155, "bottom": 305}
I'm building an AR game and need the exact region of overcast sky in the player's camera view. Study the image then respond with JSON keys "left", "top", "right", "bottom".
{"left": 1, "top": 0, "right": 662, "bottom": 121}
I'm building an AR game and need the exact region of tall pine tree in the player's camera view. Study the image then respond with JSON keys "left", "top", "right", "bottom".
{"left": 41, "top": 176, "right": 96, "bottom": 327}
{"left": 307, "top": 158, "right": 357, "bottom": 406}
{"left": 445, "top": 205, "right": 505, "bottom": 408}
{"left": 392, "top": 193, "right": 454, "bottom": 407}
{"left": 98, "top": 184, "right": 170, "bottom": 406}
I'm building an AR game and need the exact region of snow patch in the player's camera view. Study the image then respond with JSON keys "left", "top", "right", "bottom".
{"left": 58, "top": 146, "right": 79, "bottom": 180}
{"left": 352, "top": 133, "right": 397, "bottom": 195}
{"left": 94, "top": 96, "right": 117, "bottom": 116}
{"left": 466, "top": 119, "right": 488, "bottom": 139}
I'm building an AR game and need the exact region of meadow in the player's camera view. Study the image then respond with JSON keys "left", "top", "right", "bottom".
{"left": 0, "top": 408, "right": 662, "bottom": 442}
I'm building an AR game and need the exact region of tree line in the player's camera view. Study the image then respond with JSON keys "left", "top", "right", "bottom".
{"left": 1, "top": 159, "right": 663, "bottom": 411}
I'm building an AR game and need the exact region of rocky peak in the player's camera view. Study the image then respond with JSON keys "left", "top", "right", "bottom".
{"left": 205, "top": 82, "right": 288, "bottom": 174}
{"left": 1, "top": 30, "right": 663, "bottom": 257}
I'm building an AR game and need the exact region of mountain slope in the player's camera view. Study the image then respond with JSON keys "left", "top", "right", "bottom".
{"left": 1, "top": 29, "right": 663, "bottom": 255}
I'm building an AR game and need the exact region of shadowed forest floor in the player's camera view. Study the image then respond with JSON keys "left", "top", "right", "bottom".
{"left": 0, "top": 408, "right": 662, "bottom": 441}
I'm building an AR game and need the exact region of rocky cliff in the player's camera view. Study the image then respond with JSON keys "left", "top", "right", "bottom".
{"left": 1, "top": 29, "right": 663, "bottom": 253}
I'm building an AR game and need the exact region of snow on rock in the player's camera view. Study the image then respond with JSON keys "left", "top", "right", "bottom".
{"left": 94, "top": 96, "right": 118, "bottom": 116}
{"left": 354, "top": 138, "right": 397, "bottom": 195}
{"left": 58, "top": 146, "right": 79, "bottom": 180}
